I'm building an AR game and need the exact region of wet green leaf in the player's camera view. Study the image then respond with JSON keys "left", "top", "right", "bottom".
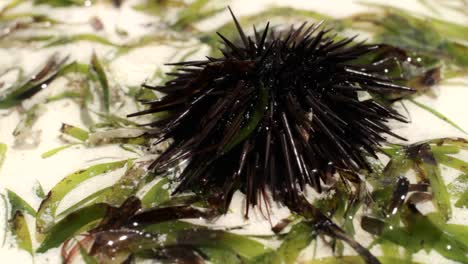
{"left": 430, "top": 145, "right": 460, "bottom": 155}
{"left": 382, "top": 139, "right": 468, "bottom": 217}
{"left": 171, "top": 0, "right": 223, "bottom": 30}
{"left": 58, "top": 187, "right": 112, "bottom": 217}
{"left": 117, "top": 34, "right": 182, "bottom": 55}
{"left": 382, "top": 148, "right": 413, "bottom": 179}
{"left": 92, "top": 113, "right": 139, "bottom": 128}
{"left": 91, "top": 52, "right": 110, "bottom": 112}
{"left": 127, "top": 86, "right": 158, "bottom": 102}
{"left": 0, "top": 54, "right": 68, "bottom": 109}
{"left": 37, "top": 203, "right": 108, "bottom": 253}
{"left": 427, "top": 137, "right": 468, "bottom": 151}
{"left": 157, "top": 194, "right": 201, "bottom": 207}
{"left": 379, "top": 240, "right": 400, "bottom": 259}
{"left": 103, "top": 221, "right": 271, "bottom": 263}
{"left": 87, "top": 129, "right": 147, "bottom": 146}
{"left": 349, "top": 5, "right": 468, "bottom": 69}
{"left": 377, "top": 14, "right": 441, "bottom": 52}
{"left": 11, "top": 211, "right": 33, "bottom": 255}
{"left": 413, "top": 144, "right": 452, "bottom": 219}
{"left": 91, "top": 217, "right": 270, "bottom": 261}
{"left": 448, "top": 174, "right": 468, "bottom": 197}
{"left": 118, "top": 144, "right": 142, "bottom": 154}
{"left": 141, "top": 178, "right": 170, "bottom": 208}
{"left": 306, "top": 256, "right": 421, "bottom": 264}
{"left": 94, "top": 163, "right": 147, "bottom": 206}
{"left": 252, "top": 221, "right": 315, "bottom": 264}
{"left": 45, "top": 91, "right": 81, "bottom": 103}
{"left": 367, "top": 210, "right": 468, "bottom": 263}
{"left": 89, "top": 221, "right": 256, "bottom": 261}
{"left": 33, "top": 180, "right": 46, "bottom": 199}
{"left": 177, "top": 230, "right": 272, "bottom": 260}
{"left": 435, "top": 153, "right": 468, "bottom": 174}
{"left": 1, "top": 194, "right": 8, "bottom": 246}
{"left": 143, "top": 220, "right": 199, "bottom": 236}
{"left": 34, "top": 0, "right": 87, "bottom": 7}
{"left": 41, "top": 144, "right": 78, "bottom": 158}
{"left": 455, "top": 190, "right": 468, "bottom": 208}
{"left": 199, "top": 247, "right": 243, "bottom": 264}
{"left": 132, "top": 0, "right": 185, "bottom": 16}
{"left": 60, "top": 123, "right": 89, "bottom": 142}
{"left": 4, "top": 190, "right": 33, "bottom": 253}
{"left": 430, "top": 17, "right": 468, "bottom": 42}
{"left": 444, "top": 223, "right": 468, "bottom": 245}
{"left": 342, "top": 194, "right": 362, "bottom": 237}
{"left": 409, "top": 212, "right": 468, "bottom": 262}
{"left": 59, "top": 61, "right": 91, "bottom": 76}
{"left": 6, "top": 189, "right": 36, "bottom": 218}
{"left": 442, "top": 41, "right": 468, "bottom": 67}
{"left": 0, "top": 143, "right": 6, "bottom": 171}
{"left": 44, "top": 34, "right": 118, "bottom": 47}
{"left": 36, "top": 160, "right": 128, "bottom": 233}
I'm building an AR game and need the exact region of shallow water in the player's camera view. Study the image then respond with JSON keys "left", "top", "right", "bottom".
{"left": 0, "top": 0, "right": 467, "bottom": 263}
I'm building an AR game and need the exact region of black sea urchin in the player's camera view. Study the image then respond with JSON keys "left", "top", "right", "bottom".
{"left": 129, "top": 9, "right": 413, "bottom": 213}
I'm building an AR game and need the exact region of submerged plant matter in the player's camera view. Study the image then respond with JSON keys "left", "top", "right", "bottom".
{"left": 130, "top": 10, "right": 414, "bottom": 214}
{"left": 1, "top": 1, "right": 467, "bottom": 264}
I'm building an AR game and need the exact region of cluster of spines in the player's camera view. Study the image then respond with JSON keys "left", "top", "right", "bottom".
{"left": 129, "top": 8, "right": 413, "bottom": 214}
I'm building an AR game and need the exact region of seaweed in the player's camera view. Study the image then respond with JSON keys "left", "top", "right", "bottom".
{"left": 0, "top": 2, "right": 467, "bottom": 264}
{"left": 85, "top": 212, "right": 272, "bottom": 263}
{"left": 141, "top": 178, "right": 170, "bottom": 208}
{"left": 41, "top": 144, "right": 78, "bottom": 158}
{"left": 60, "top": 123, "right": 89, "bottom": 142}
{"left": 170, "top": 0, "right": 224, "bottom": 31}
{"left": 11, "top": 211, "right": 33, "bottom": 255}
{"left": 132, "top": 0, "right": 185, "bottom": 16}
{"left": 307, "top": 256, "right": 422, "bottom": 264}
{"left": 92, "top": 163, "right": 147, "bottom": 207}
{"left": 33, "top": 0, "right": 89, "bottom": 7}
{"left": 0, "top": 143, "right": 6, "bottom": 170}
{"left": 362, "top": 209, "right": 468, "bottom": 262}
{"left": 0, "top": 54, "right": 69, "bottom": 109}
{"left": 132, "top": 0, "right": 223, "bottom": 31}
{"left": 36, "top": 160, "right": 129, "bottom": 233}
{"left": 347, "top": 4, "right": 468, "bottom": 71}
{"left": 90, "top": 53, "right": 111, "bottom": 113}
{"left": 412, "top": 143, "right": 452, "bottom": 218}
{"left": 6, "top": 189, "right": 36, "bottom": 218}
{"left": 379, "top": 140, "right": 464, "bottom": 219}
{"left": 37, "top": 203, "right": 108, "bottom": 253}
{"left": 361, "top": 138, "right": 468, "bottom": 262}
{"left": 6, "top": 190, "right": 36, "bottom": 255}
{"left": 252, "top": 221, "right": 316, "bottom": 264}
{"left": 448, "top": 173, "right": 468, "bottom": 207}
{"left": 0, "top": 193, "right": 8, "bottom": 246}
{"left": 33, "top": 180, "right": 46, "bottom": 199}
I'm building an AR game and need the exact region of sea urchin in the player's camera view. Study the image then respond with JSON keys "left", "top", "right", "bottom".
{"left": 129, "top": 8, "right": 413, "bottom": 214}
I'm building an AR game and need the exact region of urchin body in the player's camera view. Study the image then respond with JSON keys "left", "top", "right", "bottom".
{"left": 130, "top": 12, "right": 412, "bottom": 213}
